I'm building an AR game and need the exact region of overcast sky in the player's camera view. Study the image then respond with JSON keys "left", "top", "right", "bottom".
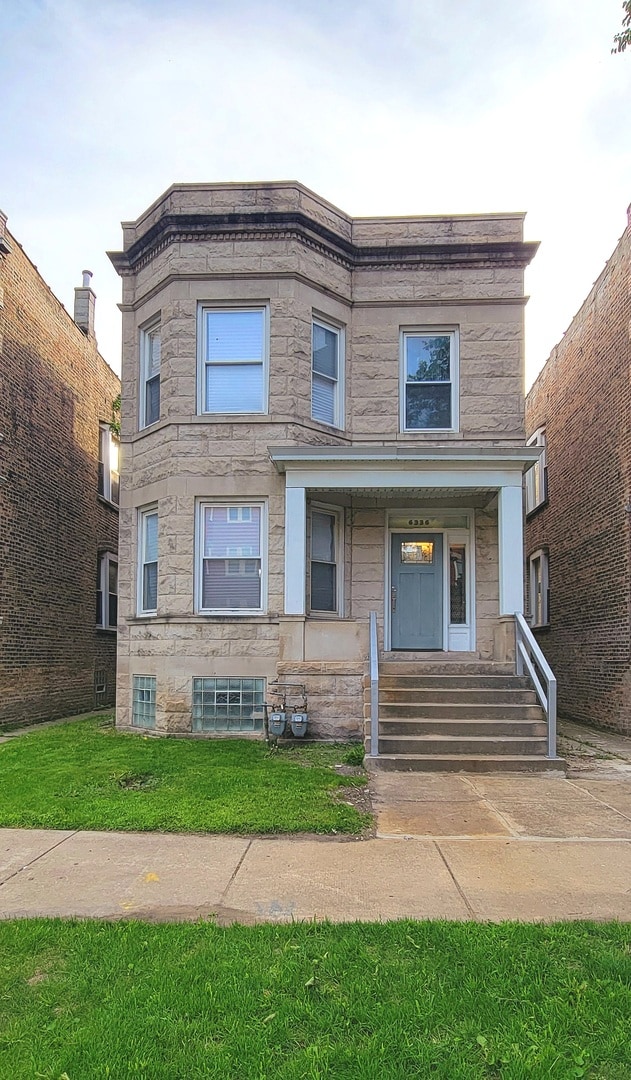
{"left": 2, "top": 0, "right": 630, "bottom": 386}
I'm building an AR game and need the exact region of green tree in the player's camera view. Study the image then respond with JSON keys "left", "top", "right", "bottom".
{"left": 612, "top": 1, "right": 631, "bottom": 53}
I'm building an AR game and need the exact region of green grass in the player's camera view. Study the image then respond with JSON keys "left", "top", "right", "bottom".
{"left": 0, "top": 919, "right": 630, "bottom": 1079}
{"left": 0, "top": 716, "right": 368, "bottom": 835}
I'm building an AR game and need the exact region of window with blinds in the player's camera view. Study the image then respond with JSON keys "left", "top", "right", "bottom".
{"left": 139, "top": 507, "right": 158, "bottom": 615}
{"left": 141, "top": 319, "right": 161, "bottom": 428}
{"left": 312, "top": 319, "right": 342, "bottom": 427}
{"left": 200, "top": 307, "right": 267, "bottom": 414}
{"left": 198, "top": 503, "right": 265, "bottom": 612}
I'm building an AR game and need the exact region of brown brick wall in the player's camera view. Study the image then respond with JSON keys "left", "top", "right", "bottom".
{"left": 0, "top": 222, "right": 120, "bottom": 724}
{"left": 525, "top": 222, "right": 631, "bottom": 733}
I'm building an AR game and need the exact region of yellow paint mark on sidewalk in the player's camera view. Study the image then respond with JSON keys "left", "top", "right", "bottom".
{"left": 144, "top": 872, "right": 160, "bottom": 882}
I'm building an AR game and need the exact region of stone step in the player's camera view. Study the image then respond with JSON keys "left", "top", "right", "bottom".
{"left": 364, "top": 718, "right": 548, "bottom": 738}
{"left": 375, "top": 734, "right": 548, "bottom": 756}
{"left": 371, "top": 688, "right": 537, "bottom": 705}
{"left": 364, "top": 753, "right": 567, "bottom": 775}
{"left": 374, "top": 675, "right": 531, "bottom": 691}
{"left": 372, "top": 702, "right": 545, "bottom": 721}
{"left": 378, "top": 662, "right": 515, "bottom": 676}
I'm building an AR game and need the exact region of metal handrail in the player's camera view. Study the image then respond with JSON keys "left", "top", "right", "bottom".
{"left": 515, "top": 611, "right": 557, "bottom": 758}
{"left": 368, "top": 611, "right": 379, "bottom": 757}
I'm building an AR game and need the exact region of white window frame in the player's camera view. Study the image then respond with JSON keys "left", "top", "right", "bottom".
{"left": 525, "top": 427, "right": 547, "bottom": 514}
{"left": 311, "top": 316, "right": 344, "bottom": 429}
{"left": 97, "top": 552, "right": 118, "bottom": 631}
{"left": 195, "top": 500, "right": 267, "bottom": 615}
{"left": 529, "top": 548, "right": 549, "bottom": 628}
{"left": 132, "top": 675, "right": 157, "bottom": 729}
{"left": 137, "top": 505, "right": 158, "bottom": 616}
{"left": 308, "top": 503, "right": 344, "bottom": 617}
{"left": 140, "top": 316, "right": 161, "bottom": 429}
{"left": 400, "top": 329, "right": 459, "bottom": 433}
{"left": 197, "top": 304, "right": 269, "bottom": 415}
{"left": 98, "top": 424, "right": 119, "bottom": 505}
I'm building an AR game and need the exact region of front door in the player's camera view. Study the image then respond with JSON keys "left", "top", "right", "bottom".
{"left": 390, "top": 533, "right": 443, "bottom": 650}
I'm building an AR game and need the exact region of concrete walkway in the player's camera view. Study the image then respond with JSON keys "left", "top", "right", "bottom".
{"left": 1, "top": 715, "right": 630, "bottom": 924}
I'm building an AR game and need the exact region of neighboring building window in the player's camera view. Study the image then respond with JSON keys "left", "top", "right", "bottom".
{"left": 96, "top": 553, "right": 118, "bottom": 630}
{"left": 140, "top": 319, "right": 161, "bottom": 428}
{"left": 310, "top": 507, "right": 342, "bottom": 614}
{"left": 525, "top": 427, "right": 547, "bottom": 514}
{"left": 529, "top": 549, "right": 549, "bottom": 628}
{"left": 192, "top": 677, "right": 265, "bottom": 732}
{"left": 197, "top": 502, "right": 265, "bottom": 613}
{"left": 312, "top": 318, "right": 343, "bottom": 427}
{"left": 138, "top": 507, "right": 158, "bottom": 615}
{"left": 199, "top": 306, "right": 267, "bottom": 414}
{"left": 132, "top": 675, "right": 156, "bottom": 729}
{"left": 98, "top": 424, "right": 120, "bottom": 504}
{"left": 401, "top": 331, "right": 458, "bottom": 431}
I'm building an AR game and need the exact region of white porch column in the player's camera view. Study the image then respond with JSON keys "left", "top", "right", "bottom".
{"left": 284, "top": 485, "right": 307, "bottom": 615}
{"left": 498, "top": 484, "right": 524, "bottom": 615}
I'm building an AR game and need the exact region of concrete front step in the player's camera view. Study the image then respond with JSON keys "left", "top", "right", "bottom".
{"left": 378, "top": 662, "right": 515, "bottom": 676}
{"left": 376, "top": 734, "right": 548, "bottom": 756}
{"left": 372, "top": 703, "right": 545, "bottom": 721}
{"left": 365, "top": 753, "right": 566, "bottom": 774}
{"left": 372, "top": 688, "right": 538, "bottom": 705}
{"left": 374, "top": 675, "right": 532, "bottom": 690}
{"left": 365, "top": 718, "right": 548, "bottom": 738}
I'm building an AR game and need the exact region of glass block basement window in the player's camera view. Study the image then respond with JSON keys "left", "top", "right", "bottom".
{"left": 192, "top": 677, "right": 265, "bottom": 732}
{"left": 132, "top": 675, "right": 157, "bottom": 729}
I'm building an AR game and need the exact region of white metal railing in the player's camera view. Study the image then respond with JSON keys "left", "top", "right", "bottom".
{"left": 515, "top": 611, "right": 557, "bottom": 758}
{"left": 368, "top": 611, "right": 379, "bottom": 757}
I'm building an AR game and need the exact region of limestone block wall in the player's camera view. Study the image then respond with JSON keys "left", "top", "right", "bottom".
{"left": 474, "top": 504, "right": 500, "bottom": 659}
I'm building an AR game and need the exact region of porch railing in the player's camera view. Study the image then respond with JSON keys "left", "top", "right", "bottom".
{"left": 368, "top": 610, "right": 379, "bottom": 757}
{"left": 515, "top": 611, "right": 557, "bottom": 759}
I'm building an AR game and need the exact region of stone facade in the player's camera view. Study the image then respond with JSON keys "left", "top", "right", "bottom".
{"left": 525, "top": 211, "right": 631, "bottom": 734}
{"left": 110, "top": 182, "right": 537, "bottom": 739}
{"left": 0, "top": 213, "right": 120, "bottom": 725}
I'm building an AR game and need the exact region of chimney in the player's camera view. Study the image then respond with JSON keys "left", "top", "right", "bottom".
{"left": 74, "top": 269, "right": 95, "bottom": 337}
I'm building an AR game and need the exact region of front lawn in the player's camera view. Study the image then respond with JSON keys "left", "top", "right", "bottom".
{"left": 1, "top": 919, "right": 630, "bottom": 1078}
{"left": 0, "top": 716, "right": 369, "bottom": 835}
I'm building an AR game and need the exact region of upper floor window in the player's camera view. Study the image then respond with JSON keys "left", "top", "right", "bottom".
{"left": 196, "top": 502, "right": 266, "bottom": 613}
{"left": 140, "top": 319, "right": 161, "bottom": 428}
{"left": 312, "top": 319, "right": 343, "bottom": 427}
{"left": 401, "top": 331, "right": 458, "bottom": 432}
{"left": 138, "top": 506, "right": 158, "bottom": 615}
{"left": 529, "top": 548, "right": 549, "bottom": 628}
{"left": 98, "top": 424, "right": 119, "bottom": 505}
{"left": 199, "top": 306, "right": 268, "bottom": 414}
{"left": 96, "top": 552, "right": 118, "bottom": 630}
{"left": 525, "top": 427, "right": 547, "bottom": 514}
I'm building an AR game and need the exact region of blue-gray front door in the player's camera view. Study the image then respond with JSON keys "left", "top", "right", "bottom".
{"left": 390, "top": 533, "right": 443, "bottom": 650}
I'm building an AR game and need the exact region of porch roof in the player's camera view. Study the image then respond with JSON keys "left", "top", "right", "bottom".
{"left": 268, "top": 444, "right": 539, "bottom": 492}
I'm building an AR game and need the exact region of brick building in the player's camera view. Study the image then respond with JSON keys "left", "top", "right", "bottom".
{"left": 108, "top": 181, "right": 557, "bottom": 770}
{"left": 0, "top": 212, "right": 121, "bottom": 726}
{"left": 525, "top": 209, "right": 631, "bottom": 734}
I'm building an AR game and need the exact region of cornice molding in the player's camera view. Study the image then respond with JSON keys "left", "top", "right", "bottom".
{"left": 108, "top": 211, "right": 539, "bottom": 276}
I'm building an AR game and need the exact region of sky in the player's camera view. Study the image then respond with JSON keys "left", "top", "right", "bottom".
{"left": 2, "top": 0, "right": 630, "bottom": 387}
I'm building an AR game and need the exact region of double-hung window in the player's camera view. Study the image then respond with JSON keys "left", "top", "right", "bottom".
{"left": 529, "top": 549, "right": 549, "bottom": 627}
{"left": 199, "top": 306, "right": 267, "bottom": 414}
{"left": 309, "top": 507, "right": 342, "bottom": 614}
{"left": 197, "top": 502, "right": 266, "bottom": 613}
{"left": 312, "top": 318, "right": 343, "bottom": 427}
{"left": 140, "top": 319, "right": 161, "bottom": 428}
{"left": 138, "top": 507, "right": 158, "bottom": 615}
{"left": 401, "top": 331, "right": 458, "bottom": 431}
{"left": 525, "top": 427, "right": 547, "bottom": 514}
{"left": 96, "top": 553, "right": 118, "bottom": 630}
{"left": 98, "top": 424, "right": 119, "bottom": 504}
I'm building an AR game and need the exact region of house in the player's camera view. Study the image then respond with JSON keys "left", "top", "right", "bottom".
{"left": 108, "top": 181, "right": 557, "bottom": 770}
{"left": 525, "top": 207, "right": 631, "bottom": 735}
{"left": 0, "top": 211, "right": 120, "bottom": 726}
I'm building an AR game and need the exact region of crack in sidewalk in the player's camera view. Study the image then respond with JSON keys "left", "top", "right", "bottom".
{"left": 0, "top": 831, "right": 78, "bottom": 888}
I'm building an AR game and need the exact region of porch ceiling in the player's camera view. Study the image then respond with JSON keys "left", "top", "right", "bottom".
{"left": 307, "top": 486, "right": 497, "bottom": 506}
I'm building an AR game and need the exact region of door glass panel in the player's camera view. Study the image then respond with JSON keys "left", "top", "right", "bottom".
{"left": 449, "top": 545, "right": 466, "bottom": 623}
{"left": 401, "top": 541, "right": 434, "bottom": 564}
